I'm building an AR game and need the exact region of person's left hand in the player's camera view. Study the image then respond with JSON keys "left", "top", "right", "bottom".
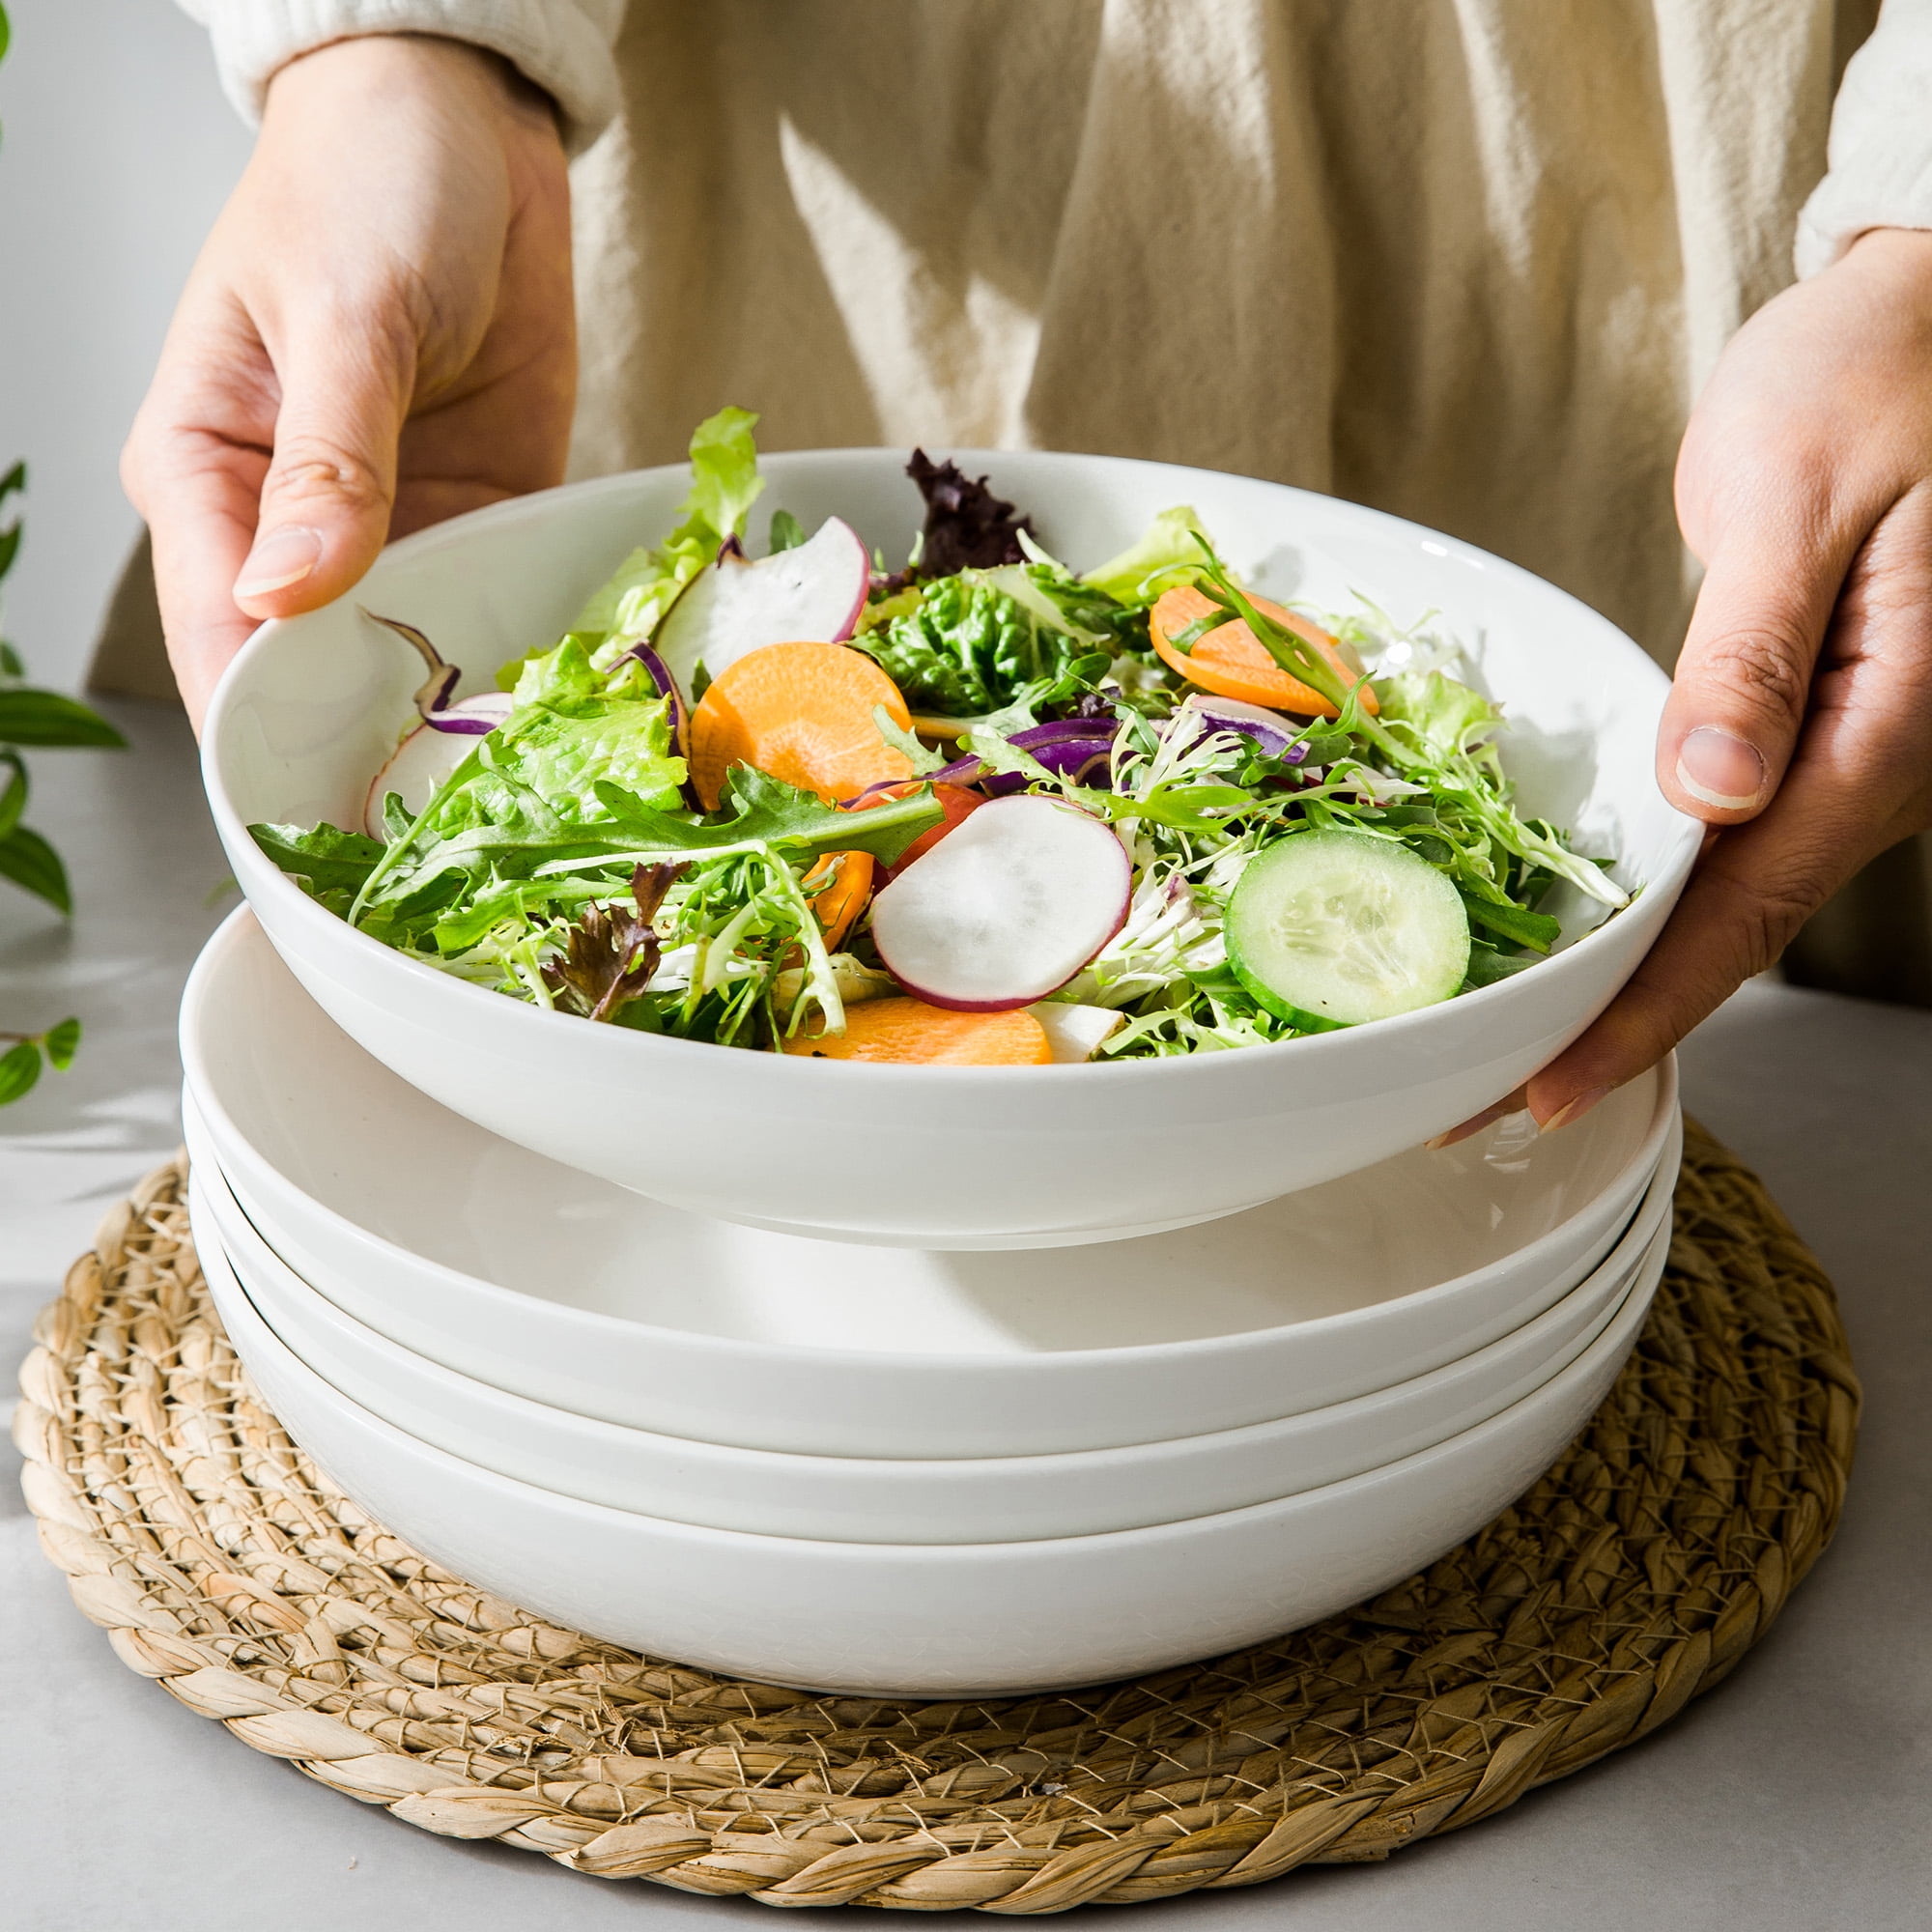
{"left": 1444, "top": 225, "right": 1932, "bottom": 1146}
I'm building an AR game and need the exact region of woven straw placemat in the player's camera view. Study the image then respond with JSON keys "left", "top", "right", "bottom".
{"left": 15, "top": 1122, "right": 1856, "bottom": 1913}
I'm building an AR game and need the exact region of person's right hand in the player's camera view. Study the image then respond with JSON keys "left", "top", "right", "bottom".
{"left": 123, "top": 34, "right": 576, "bottom": 728}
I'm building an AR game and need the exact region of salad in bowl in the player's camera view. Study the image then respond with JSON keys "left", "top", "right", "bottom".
{"left": 252, "top": 410, "right": 1626, "bottom": 1069}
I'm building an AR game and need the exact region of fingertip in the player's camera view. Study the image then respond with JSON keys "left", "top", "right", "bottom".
{"left": 232, "top": 517, "right": 385, "bottom": 617}
{"left": 1658, "top": 722, "right": 1775, "bottom": 824}
{"left": 1531, "top": 1082, "right": 1613, "bottom": 1132}
{"left": 233, "top": 524, "right": 325, "bottom": 605}
{"left": 1424, "top": 1084, "right": 1528, "bottom": 1151}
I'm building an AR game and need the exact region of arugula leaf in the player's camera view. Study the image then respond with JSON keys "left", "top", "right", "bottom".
{"left": 1458, "top": 890, "right": 1561, "bottom": 954}
{"left": 568, "top": 766, "right": 942, "bottom": 872}
{"left": 249, "top": 821, "right": 384, "bottom": 894}
{"left": 1463, "top": 939, "right": 1540, "bottom": 989}
{"left": 872, "top": 705, "right": 947, "bottom": 776}
{"left": 768, "top": 508, "right": 806, "bottom": 553}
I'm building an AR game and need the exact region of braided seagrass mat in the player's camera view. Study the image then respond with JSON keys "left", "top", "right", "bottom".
{"left": 15, "top": 1121, "right": 1856, "bottom": 1913}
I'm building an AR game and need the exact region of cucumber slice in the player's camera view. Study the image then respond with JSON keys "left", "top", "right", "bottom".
{"left": 1226, "top": 830, "right": 1470, "bottom": 1026}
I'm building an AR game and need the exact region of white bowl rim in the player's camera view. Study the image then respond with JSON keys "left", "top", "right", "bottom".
{"left": 180, "top": 913, "right": 1679, "bottom": 1376}
{"left": 197, "top": 1193, "right": 1664, "bottom": 1558}
{"left": 202, "top": 448, "right": 1705, "bottom": 1093}
{"left": 190, "top": 1140, "right": 1674, "bottom": 1478}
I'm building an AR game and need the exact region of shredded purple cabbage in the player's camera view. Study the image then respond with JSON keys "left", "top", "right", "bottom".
{"left": 361, "top": 609, "right": 510, "bottom": 736}
{"left": 843, "top": 716, "right": 1118, "bottom": 806}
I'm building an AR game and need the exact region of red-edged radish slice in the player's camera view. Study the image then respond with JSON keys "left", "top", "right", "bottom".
{"left": 1029, "top": 1001, "right": 1125, "bottom": 1063}
{"left": 655, "top": 516, "right": 870, "bottom": 697}
{"left": 362, "top": 694, "right": 512, "bottom": 836}
{"left": 870, "top": 795, "right": 1130, "bottom": 1012}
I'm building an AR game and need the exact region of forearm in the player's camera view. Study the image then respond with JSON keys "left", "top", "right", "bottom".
{"left": 172, "top": 0, "right": 625, "bottom": 154}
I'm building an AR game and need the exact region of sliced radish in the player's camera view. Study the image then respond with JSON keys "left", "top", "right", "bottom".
{"left": 868, "top": 781, "right": 987, "bottom": 879}
{"left": 870, "top": 796, "right": 1130, "bottom": 1011}
{"left": 655, "top": 516, "right": 870, "bottom": 697}
{"left": 1029, "top": 1001, "right": 1126, "bottom": 1063}
{"left": 362, "top": 695, "right": 510, "bottom": 836}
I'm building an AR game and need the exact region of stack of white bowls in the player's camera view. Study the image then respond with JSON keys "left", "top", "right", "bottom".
{"left": 186, "top": 452, "right": 1699, "bottom": 1696}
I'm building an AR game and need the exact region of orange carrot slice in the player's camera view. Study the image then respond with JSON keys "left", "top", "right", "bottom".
{"left": 784, "top": 998, "right": 1052, "bottom": 1065}
{"left": 803, "top": 849, "right": 874, "bottom": 950}
{"left": 858, "top": 780, "right": 987, "bottom": 878}
{"left": 689, "top": 641, "right": 916, "bottom": 810}
{"left": 1150, "top": 586, "right": 1378, "bottom": 719}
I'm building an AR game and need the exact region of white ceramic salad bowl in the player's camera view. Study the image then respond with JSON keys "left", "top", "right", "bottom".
{"left": 189, "top": 1152, "right": 1669, "bottom": 1544}
{"left": 182, "top": 911, "right": 1681, "bottom": 1457}
{"left": 203, "top": 449, "right": 1700, "bottom": 1249}
{"left": 193, "top": 1208, "right": 1663, "bottom": 1696}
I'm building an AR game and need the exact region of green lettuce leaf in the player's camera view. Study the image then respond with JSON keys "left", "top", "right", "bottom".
{"left": 571, "top": 407, "right": 765, "bottom": 652}
{"left": 350, "top": 639, "right": 687, "bottom": 919}
{"left": 1080, "top": 506, "right": 1210, "bottom": 606}
{"left": 856, "top": 572, "right": 1106, "bottom": 717}
{"left": 497, "top": 644, "right": 686, "bottom": 826}
{"left": 1373, "top": 670, "right": 1502, "bottom": 757}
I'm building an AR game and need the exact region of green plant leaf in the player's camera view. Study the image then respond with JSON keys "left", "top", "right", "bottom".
{"left": 42, "top": 1015, "right": 81, "bottom": 1070}
{"left": 0, "top": 1040, "right": 42, "bottom": 1106}
{"left": 0, "top": 459, "right": 19, "bottom": 584}
{"left": 0, "top": 687, "right": 128, "bottom": 748}
{"left": 0, "top": 823, "right": 71, "bottom": 912}
{"left": 0, "top": 750, "right": 25, "bottom": 839}
{"left": 0, "top": 641, "right": 21, "bottom": 679}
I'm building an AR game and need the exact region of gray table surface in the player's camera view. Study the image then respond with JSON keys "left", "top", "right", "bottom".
{"left": 3, "top": 701, "right": 1927, "bottom": 1931}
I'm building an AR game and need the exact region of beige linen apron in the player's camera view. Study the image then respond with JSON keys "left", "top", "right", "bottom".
{"left": 565, "top": 0, "right": 1874, "bottom": 667}
{"left": 95, "top": 0, "right": 1918, "bottom": 1000}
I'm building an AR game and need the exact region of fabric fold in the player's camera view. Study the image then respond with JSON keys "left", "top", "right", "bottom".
{"left": 173, "top": 0, "right": 625, "bottom": 154}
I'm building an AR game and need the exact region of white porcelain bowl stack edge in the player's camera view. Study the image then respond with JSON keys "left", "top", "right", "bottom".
{"left": 181, "top": 912, "right": 1684, "bottom": 1694}
{"left": 188, "top": 452, "right": 1694, "bottom": 1692}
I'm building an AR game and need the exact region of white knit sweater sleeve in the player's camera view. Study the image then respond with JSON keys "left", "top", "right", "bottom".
{"left": 1797, "top": 0, "right": 1932, "bottom": 274}
{"left": 172, "top": 1, "right": 624, "bottom": 155}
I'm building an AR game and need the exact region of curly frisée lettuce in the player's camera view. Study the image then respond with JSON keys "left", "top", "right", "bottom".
{"left": 251, "top": 414, "right": 1631, "bottom": 1064}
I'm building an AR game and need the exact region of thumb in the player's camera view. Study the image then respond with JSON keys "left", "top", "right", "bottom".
{"left": 232, "top": 321, "right": 413, "bottom": 617}
{"left": 1657, "top": 509, "right": 1857, "bottom": 826}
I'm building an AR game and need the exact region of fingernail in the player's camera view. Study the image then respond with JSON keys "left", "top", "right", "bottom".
{"left": 1426, "top": 1095, "right": 1520, "bottom": 1151}
{"left": 1675, "top": 726, "right": 1767, "bottom": 811}
{"left": 234, "top": 525, "right": 323, "bottom": 599}
{"left": 1540, "top": 1084, "right": 1611, "bottom": 1133}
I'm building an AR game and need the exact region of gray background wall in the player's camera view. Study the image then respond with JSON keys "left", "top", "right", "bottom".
{"left": 0, "top": 0, "right": 251, "bottom": 693}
